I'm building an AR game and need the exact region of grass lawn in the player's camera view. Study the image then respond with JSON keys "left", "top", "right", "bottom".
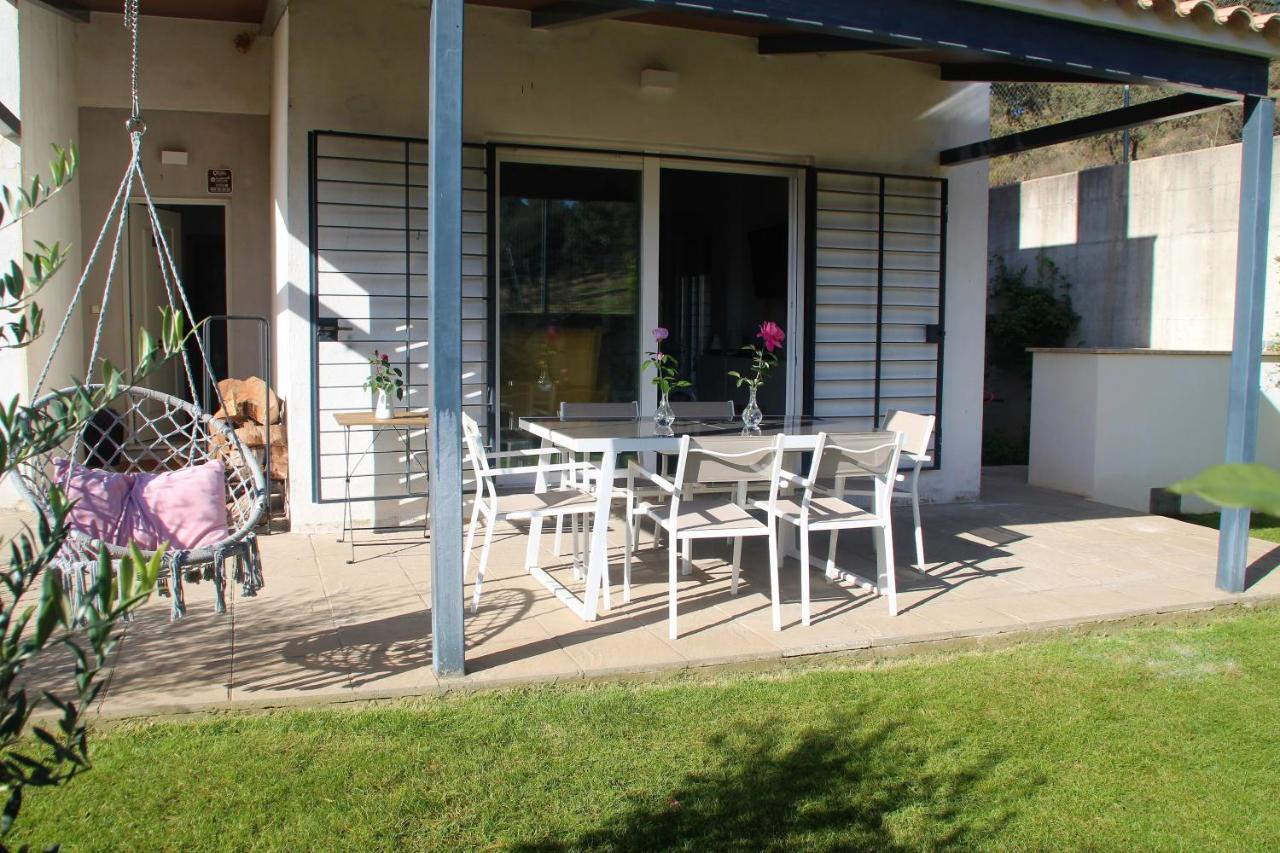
{"left": 1183, "top": 512, "right": 1280, "bottom": 544}
{"left": 12, "top": 606, "right": 1280, "bottom": 851}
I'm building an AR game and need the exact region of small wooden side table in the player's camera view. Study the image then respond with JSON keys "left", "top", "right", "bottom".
{"left": 333, "top": 410, "right": 431, "bottom": 564}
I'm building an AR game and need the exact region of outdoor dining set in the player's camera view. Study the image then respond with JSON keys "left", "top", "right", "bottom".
{"left": 460, "top": 404, "right": 936, "bottom": 639}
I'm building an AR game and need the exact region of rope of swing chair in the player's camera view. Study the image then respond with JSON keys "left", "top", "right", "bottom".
{"left": 32, "top": 0, "right": 227, "bottom": 431}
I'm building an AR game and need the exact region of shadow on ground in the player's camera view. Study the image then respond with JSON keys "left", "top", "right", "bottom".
{"left": 515, "top": 710, "right": 1030, "bottom": 850}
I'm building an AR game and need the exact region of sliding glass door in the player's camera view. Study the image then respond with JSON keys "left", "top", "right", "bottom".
{"left": 496, "top": 162, "right": 642, "bottom": 449}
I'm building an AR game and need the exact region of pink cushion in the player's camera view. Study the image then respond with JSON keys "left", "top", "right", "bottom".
{"left": 51, "top": 459, "right": 132, "bottom": 544}
{"left": 120, "top": 460, "right": 229, "bottom": 551}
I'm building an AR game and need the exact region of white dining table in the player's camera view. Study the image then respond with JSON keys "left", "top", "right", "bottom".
{"left": 517, "top": 415, "right": 884, "bottom": 622}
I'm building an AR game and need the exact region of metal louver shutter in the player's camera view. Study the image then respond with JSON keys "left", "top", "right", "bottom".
{"left": 809, "top": 169, "right": 945, "bottom": 464}
{"left": 309, "top": 131, "right": 490, "bottom": 502}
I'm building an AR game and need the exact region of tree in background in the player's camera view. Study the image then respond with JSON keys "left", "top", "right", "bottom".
{"left": 982, "top": 253, "right": 1081, "bottom": 465}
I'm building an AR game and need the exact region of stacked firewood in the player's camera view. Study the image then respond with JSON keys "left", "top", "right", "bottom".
{"left": 212, "top": 376, "right": 287, "bottom": 483}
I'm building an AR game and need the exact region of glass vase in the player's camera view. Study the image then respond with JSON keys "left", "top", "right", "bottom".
{"left": 741, "top": 386, "right": 763, "bottom": 430}
{"left": 655, "top": 390, "right": 675, "bottom": 428}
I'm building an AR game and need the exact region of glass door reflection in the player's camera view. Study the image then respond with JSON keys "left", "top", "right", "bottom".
{"left": 498, "top": 163, "right": 641, "bottom": 450}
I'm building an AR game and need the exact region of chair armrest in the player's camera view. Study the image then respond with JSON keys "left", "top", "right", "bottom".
{"left": 477, "top": 462, "right": 577, "bottom": 479}
{"left": 777, "top": 469, "right": 810, "bottom": 489}
{"left": 487, "top": 447, "right": 564, "bottom": 460}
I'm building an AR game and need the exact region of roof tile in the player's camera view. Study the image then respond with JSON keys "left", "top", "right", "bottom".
{"left": 1111, "top": 1, "right": 1279, "bottom": 35}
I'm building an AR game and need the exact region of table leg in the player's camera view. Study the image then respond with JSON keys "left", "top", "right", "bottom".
{"left": 582, "top": 450, "right": 617, "bottom": 620}
{"left": 342, "top": 426, "right": 355, "bottom": 564}
{"left": 526, "top": 437, "right": 551, "bottom": 571}
{"left": 338, "top": 425, "right": 349, "bottom": 544}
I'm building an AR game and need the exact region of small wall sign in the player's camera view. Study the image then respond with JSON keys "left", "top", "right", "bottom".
{"left": 207, "top": 169, "right": 233, "bottom": 194}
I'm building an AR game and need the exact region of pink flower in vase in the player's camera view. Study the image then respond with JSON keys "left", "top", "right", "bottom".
{"left": 757, "top": 321, "right": 786, "bottom": 353}
{"left": 653, "top": 327, "right": 669, "bottom": 344}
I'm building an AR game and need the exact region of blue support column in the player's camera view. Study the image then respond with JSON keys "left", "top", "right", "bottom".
{"left": 428, "top": 0, "right": 466, "bottom": 675}
{"left": 1217, "top": 95, "right": 1274, "bottom": 594}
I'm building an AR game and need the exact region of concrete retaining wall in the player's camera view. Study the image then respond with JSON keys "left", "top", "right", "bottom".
{"left": 989, "top": 141, "right": 1280, "bottom": 351}
{"left": 1028, "top": 348, "right": 1280, "bottom": 513}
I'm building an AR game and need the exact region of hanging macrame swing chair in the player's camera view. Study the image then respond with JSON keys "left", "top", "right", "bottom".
{"left": 11, "top": 0, "right": 267, "bottom": 618}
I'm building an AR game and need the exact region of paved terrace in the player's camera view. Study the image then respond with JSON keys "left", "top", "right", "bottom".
{"left": 16, "top": 469, "right": 1280, "bottom": 717}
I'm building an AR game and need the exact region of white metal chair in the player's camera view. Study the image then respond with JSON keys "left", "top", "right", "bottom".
{"left": 759, "top": 431, "right": 904, "bottom": 623}
{"left": 636, "top": 400, "right": 737, "bottom": 549}
{"left": 834, "top": 410, "right": 935, "bottom": 568}
{"left": 625, "top": 434, "right": 785, "bottom": 639}
{"left": 462, "top": 413, "right": 595, "bottom": 614}
{"left": 559, "top": 401, "right": 640, "bottom": 420}
{"left": 883, "top": 410, "right": 936, "bottom": 568}
{"left": 668, "top": 400, "right": 735, "bottom": 419}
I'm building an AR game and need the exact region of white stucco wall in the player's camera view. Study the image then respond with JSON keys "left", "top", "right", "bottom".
{"left": 0, "top": 2, "right": 23, "bottom": 508}
{"left": 0, "top": 1, "right": 85, "bottom": 508}
{"left": 1028, "top": 349, "right": 1280, "bottom": 513}
{"left": 76, "top": 13, "right": 270, "bottom": 116}
{"left": 17, "top": 1, "right": 83, "bottom": 398}
{"left": 990, "top": 141, "right": 1280, "bottom": 350}
{"left": 75, "top": 107, "right": 272, "bottom": 379}
{"left": 71, "top": 13, "right": 274, "bottom": 381}
{"left": 277, "top": 1, "right": 990, "bottom": 529}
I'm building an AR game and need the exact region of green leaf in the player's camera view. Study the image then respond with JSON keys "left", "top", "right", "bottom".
{"left": 33, "top": 568, "right": 66, "bottom": 647}
{"left": 1169, "top": 463, "right": 1280, "bottom": 514}
{"left": 2, "top": 785, "right": 21, "bottom": 836}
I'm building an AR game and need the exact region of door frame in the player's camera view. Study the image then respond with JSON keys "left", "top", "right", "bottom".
{"left": 489, "top": 145, "right": 807, "bottom": 436}
{"left": 649, "top": 157, "right": 807, "bottom": 419}
{"left": 122, "top": 197, "right": 232, "bottom": 375}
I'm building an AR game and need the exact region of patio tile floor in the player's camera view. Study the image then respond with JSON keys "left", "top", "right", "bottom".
{"left": 11, "top": 467, "right": 1280, "bottom": 717}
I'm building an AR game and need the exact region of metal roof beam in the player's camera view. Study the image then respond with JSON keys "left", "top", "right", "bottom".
{"left": 940, "top": 63, "right": 1112, "bottom": 84}
{"left": 621, "top": 0, "right": 1270, "bottom": 95}
{"left": 758, "top": 34, "right": 903, "bottom": 54}
{"left": 532, "top": 0, "right": 642, "bottom": 29}
{"left": 939, "top": 92, "right": 1234, "bottom": 165}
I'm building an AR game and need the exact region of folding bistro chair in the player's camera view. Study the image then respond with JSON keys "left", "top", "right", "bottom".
{"left": 668, "top": 400, "right": 735, "bottom": 419}
{"left": 760, "top": 431, "right": 904, "bottom": 623}
{"left": 882, "top": 410, "right": 936, "bottom": 568}
{"left": 631, "top": 399, "right": 737, "bottom": 552}
{"left": 462, "top": 413, "right": 596, "bottom": 613}
{"left": 625, "top": 434, "right": 785, "bottom": 639}
{"left": 840, "top": 411, "right": 935, "bottom": 567}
